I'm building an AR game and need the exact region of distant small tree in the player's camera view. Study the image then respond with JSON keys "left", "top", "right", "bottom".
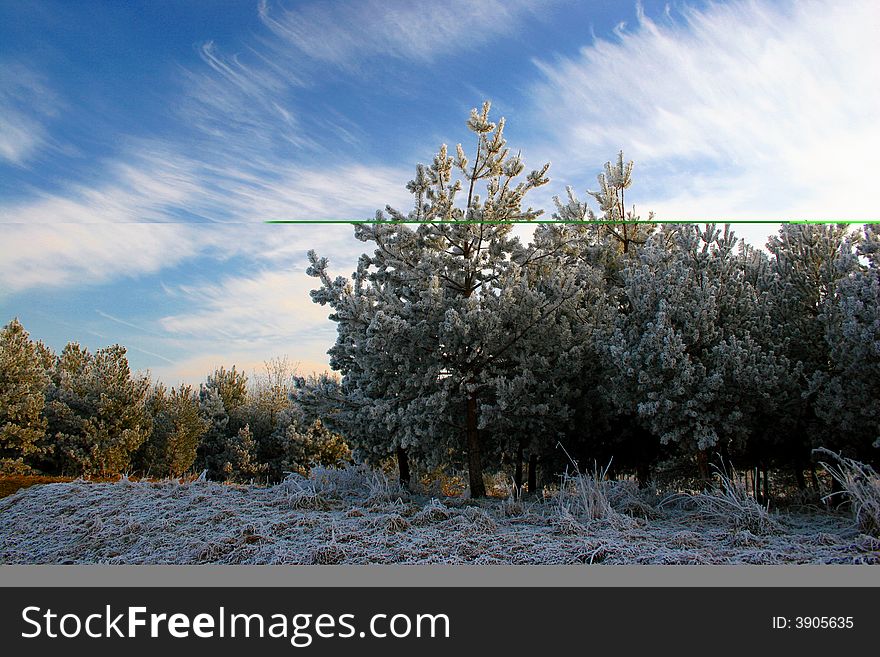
{"left": 44, "top": 343, "right": 152, "bottom": 476}
{"left": 136, "top": 383, "right": 208, "bottom": 477}
{"left": 195, "top": 386, "right": 232, "bottom": 480}
{"left": 205, "top": 366, "right": 248, "bottom": 418}
{"left": 233, "top": 357, "right": 300, "bottom": 479}
{"left": 270, "top": 417, "right": 352, "bottom": 476}
{"left": 222, "top": 424, "right": 267, "bottom": 483}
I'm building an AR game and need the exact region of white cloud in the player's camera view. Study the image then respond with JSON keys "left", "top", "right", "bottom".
{"left": 153, "top": 267, "right": 342, "bottom": 385}
{"left": 0, "top": 223, "right": 201, "bottom": 295}
{"left": 179, "top": 41, "right": 312, "bottom": 155}
{"left": 258, "top": 0, "right": 551, "bottom": 67}
{"left": 528, "top": 0, "right": 880, "bottom": 226}
{"left": 0, "top": 139, "right": 411, "bottom": 293}
{"left": 159, "top": 267, "right": 334, "bottom": 344}
{"left": 2, "top": 149, "right": 205, "bottom": 225}
{"left": 200, "top": 161, "right": 412, "bottom": 224}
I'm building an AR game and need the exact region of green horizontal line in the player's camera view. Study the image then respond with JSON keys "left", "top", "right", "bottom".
{"left": 265, "top": 219, "right": 879, "bottom": 225}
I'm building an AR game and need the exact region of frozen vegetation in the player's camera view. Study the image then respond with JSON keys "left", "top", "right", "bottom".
{"left": 1, "top": 104, "right": 878, "bottom": 567}
{"left": 1, "top": 465, "right": 877, "bottom": 565}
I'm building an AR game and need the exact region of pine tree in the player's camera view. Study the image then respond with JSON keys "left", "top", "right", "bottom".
{"left": 44, "top": 343, "right": 152, "bottom": 476}
{"left": 529, "top": 152, "right": 656, "bottom": 483}
{"left": 604, "top": 224, "right": 788, "bottom": 477}
{"left": 308, "top": 102, "right": 553, "bottom": 496}
{"left": 812, "top": 224, "right": 880, "bottom": 464}
{"left": 765, "top": 224, "right": 857, "bottom": 475}
{"left": 205, "top": 366, "right": 248, "bottom": 418}
{"left": 0, "top": 318, "right": 49, "bottom": 472}
{"left": 222, "top": 424, "right": 267, "bottom": 483}
{"left": 195, "top": 385, "right": 232, "bottom": 480}
{"left": 233, "top": 358, "right": 299, "bottom": 480}
{"left": 136, "top": 383, "right": 208, "bottom": 477}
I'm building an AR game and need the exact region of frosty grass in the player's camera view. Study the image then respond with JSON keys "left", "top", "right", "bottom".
{"left": 1, "top": 465, "right": 877, "bottom": 565}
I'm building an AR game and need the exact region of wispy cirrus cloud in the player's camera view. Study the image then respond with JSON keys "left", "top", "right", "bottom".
{"left": 527, "top": 0, "right": 880, "bottom": 237}
{"left": 0, "top": 140, "right": 410, "bottom": 294}
{"left": 0, "top": 61, "right": 62, "bottom": 166}
{"left": 258, "top": 0, "right": 553, "bottom": 67}
{"left": 179, "top": 41, "right": 313, "bottom": 155}
{"left": 0, "top": 223, "right": 201, "bottom": 296}
{"left": 1, "top": 148, "right": 205, "bottom": 224}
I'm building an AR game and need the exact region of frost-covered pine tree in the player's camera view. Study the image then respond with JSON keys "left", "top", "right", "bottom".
{"left": 812, "top": 224, "right": 880, "bottom": 463}
{"left": 765, "top": 223, "right": 858, "bottom": 475}
{"left": 267, "top": 414, "right": 352, "bottom": 476}
{"left": 221, "top": 423, "right": 267, "bottom": 483}
{"left": 308, "top": 102, "right": 552, "bottom": 496}
{"left": 528, "top": 152, "right": 657, "bottom": 483}
{"left": 604, "top": 224, "right": 789, "bottom": 478}
{"left": 44, "top": 343, "right": 152, "bottom": 476}
{"left": 547, "top": 151, "right": 656, "bottom": 260}
{"left": 205, "top": 366, "right": 249, "bottom": 418}
{"left": 468, "top": 259, "right": 585, "bottom": 491}
{"left": 195, "top": 385, "right": 232, "bottom": 480}
{"left": 136, "top": 383, "right": 208, "bottom": 477}
{"left": 0, "top": 318, "right": 49, "bottom": 472}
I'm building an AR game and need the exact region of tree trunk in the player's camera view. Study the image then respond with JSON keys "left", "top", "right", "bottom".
{"left": 527, "top": 453, "right": 538, "bottom": 494}
{"left": 636, "top": 460, "right": 651, "bottom": 488}
{"left": 794, "top": 464, "right": 807, "bottom": 492}
{"left": 810, "top": 465, "right": 820, "bottom": 492}
{"left": 755, "top": 461, "right": 766, "bottom": 504}
{"left": 396, "top": 447, "right": 410, "bottom": 489}
{"left": 696, "top": 450, "right": 710, "bottom": 483}
{"left": 466, "top": 394, "right": 486, "bottom": 498}
{"left": 513, "top": 441, "right": 524, "bottom": 493}
{"left": 762, "top": 465, "right": 770, "bottom": 505}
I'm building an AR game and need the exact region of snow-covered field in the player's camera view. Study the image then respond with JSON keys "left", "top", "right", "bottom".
{"left": 1, "top": 466, "right": 877, "bottom": 565}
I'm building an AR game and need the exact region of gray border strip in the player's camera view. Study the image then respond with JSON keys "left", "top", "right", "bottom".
{"left": 1, "top": 565, "right": 877, "bottom": 587}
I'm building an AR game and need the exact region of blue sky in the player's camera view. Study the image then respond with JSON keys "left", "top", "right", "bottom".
{"left": 1, "top": 0, "right": 877, "bottom": 385}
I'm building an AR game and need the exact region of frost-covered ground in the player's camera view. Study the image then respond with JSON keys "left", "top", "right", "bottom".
{"left": 1, "top": 466, "right": 877, "bottom": 564}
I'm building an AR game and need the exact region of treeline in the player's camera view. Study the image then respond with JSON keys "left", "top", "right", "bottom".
{"left": 3, "top": 104, "right": 878, "bottom": 498}
{"left": 300, "top": 102, "right": 880, "bottom": 497}
{"left": 0, "top": 330, "right": 350, "bottom": 481}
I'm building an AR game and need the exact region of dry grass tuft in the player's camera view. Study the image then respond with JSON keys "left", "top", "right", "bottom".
{"left": 814, "top": 448, "right": 880, "bottom": 537}
{"left": 462, "top": 506, "right": 497, "bottom": 532}
{"left": 663, "top": 461, "right": 780, "bottom": 534}
{"left": 605, "top": 480, "right": 661, "bottom": 519}
{"left": 278, "top": 475, "right": 332, "bottom": 510}
{"left": 550, "top": 462, "right": 642, "bottom": 532}
{"left": 371, "top": 513, "right": 411, "bottom": 533}
{"left": 412, "top": 498, "right": 452, "bottom": 525}
{"left": 310, "top": 542, "right": 346, "bottom": 565}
